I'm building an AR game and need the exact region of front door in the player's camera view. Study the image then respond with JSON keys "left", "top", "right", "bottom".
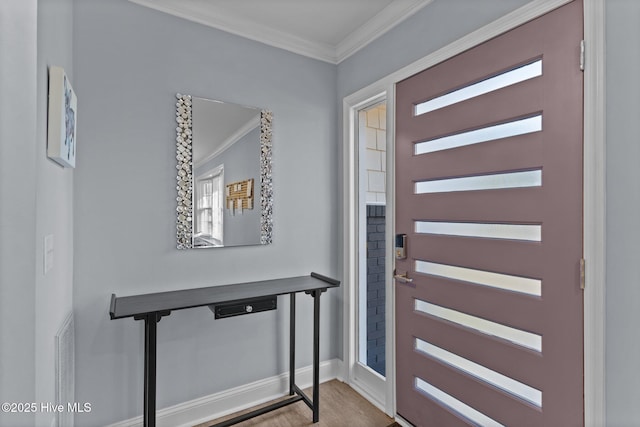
{"left": 395, "top": 1, "right": 584, "bottom": 425}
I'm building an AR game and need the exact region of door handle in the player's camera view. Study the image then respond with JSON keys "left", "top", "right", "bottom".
{"left": 394, "top": 271, "right": 413, "bottom": 283}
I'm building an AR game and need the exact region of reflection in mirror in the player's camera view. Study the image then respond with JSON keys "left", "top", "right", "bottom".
{"left": 175, "top": 94, "right": 272, "bottom": 249}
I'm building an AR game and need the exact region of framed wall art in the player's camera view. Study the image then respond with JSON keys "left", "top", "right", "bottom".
{"left": 47, "top": 66, "right": 77, "bottom": 168}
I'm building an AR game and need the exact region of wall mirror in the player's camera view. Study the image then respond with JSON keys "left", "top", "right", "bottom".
{"left": 175, "top": 94, "right": 272, "bottom": 249}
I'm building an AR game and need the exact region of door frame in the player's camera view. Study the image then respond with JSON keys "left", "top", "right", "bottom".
{"left": 341, "top": 0, "right": 605, "bottom": 424}
{"left": 343, "top": 93, "right": 394, "bottom": 414}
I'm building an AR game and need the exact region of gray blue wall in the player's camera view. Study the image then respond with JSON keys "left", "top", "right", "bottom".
{"left": 5, "top": 0, "right": 640, "bottom": 426}
{"left": 1, "top": 1, "right": 75, "bottom": 427}
{"left": 72, "top": 0, "right": 338, "bottom": 425}
{"left": 605, "top": 0, "right": 640, "bottom": 424}
{"left": 0, "top": 1, "right": 38, "bottom": 426}
{"left": 69, "top": 0, "right": 546, "bottom": 425}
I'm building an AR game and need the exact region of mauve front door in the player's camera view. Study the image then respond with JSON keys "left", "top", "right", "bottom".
{"left": 395, "top": 1, "right": 584, "bottom": 425}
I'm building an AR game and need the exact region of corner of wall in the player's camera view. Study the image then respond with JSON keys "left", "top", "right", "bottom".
{"left": 35, "top": 0, "right": 76, "bottom": 425}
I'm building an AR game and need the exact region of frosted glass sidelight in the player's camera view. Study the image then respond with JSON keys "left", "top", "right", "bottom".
{"left": 414, "top": 299, "right": 542, "bottom": 352}
{"left": 415, "top": 377, "right": 505, "bottom": 427}
{"left": 414, "top": 115, "right": 542, "bottom": 155}
{"left": 415, "top": 170, "right": 541, "bottom": 194}
{"left": 415, "top": 260, "right": 541, "bottom": 296}
{"left": 415, "top": 339, "right": 542, "bottom": 407}
{"left": 415, "top": 221, "right": 541, "bottom": 242}
{"left": 414, "top": 60, "right": 542, "bottom": 116}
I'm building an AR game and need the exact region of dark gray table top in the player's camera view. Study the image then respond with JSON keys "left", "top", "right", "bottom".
{"left": 109, "top": 272, "right": 339, "bottom": 320}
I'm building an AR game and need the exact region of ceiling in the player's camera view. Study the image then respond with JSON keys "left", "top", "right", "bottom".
{"left": 128, "top": 0, "right": 433, "bottom": 63}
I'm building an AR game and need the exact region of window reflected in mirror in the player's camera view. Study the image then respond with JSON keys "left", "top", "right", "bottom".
{"left": 195, "top": 165, "right": 224, "bottom": 247}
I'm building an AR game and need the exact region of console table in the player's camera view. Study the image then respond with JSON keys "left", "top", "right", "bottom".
{"left": 109, "top": 272, "right": 340, "bottom": 427}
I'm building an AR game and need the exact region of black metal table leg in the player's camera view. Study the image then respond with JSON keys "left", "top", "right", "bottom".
{"left": 142, "top": 313, "right": 160, "bottom": 427}
{"left": 289, "top": 293, "right": 296, "bottom": 396}
{"left": 312, "top": 289, "right": 321, "bottom": 423}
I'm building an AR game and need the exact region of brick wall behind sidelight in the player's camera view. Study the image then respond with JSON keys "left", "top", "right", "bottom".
{"left": 366, "top": 205, "right": 386, "bottom": 376}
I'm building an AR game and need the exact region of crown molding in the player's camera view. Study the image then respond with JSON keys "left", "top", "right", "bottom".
{"left": 194, "top": 117, "right": 259, "bottom": 170}
{"left": 128, "top": 0, "right": 433, "bottom": 64}
{"left": 336, "top": 0, "right": 434, "bottom": 63}
{"left": 129, "top": 0, "right": 336, "bottom": 62}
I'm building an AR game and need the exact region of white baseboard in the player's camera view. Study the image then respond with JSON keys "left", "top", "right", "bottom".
{"left": 106, "top": 358, "right": 341, "bottom": 427}
{"left": 334, "top": 359, "right": 346, "bottom": 382}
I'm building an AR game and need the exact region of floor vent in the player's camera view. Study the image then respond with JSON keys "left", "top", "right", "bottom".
{"left": 55, "top": 313, "right": 75, "bottom": 427}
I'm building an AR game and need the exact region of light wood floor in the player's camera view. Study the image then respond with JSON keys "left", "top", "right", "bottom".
{"left": 194, "top": 380, "right": 395, "bottom": 427}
